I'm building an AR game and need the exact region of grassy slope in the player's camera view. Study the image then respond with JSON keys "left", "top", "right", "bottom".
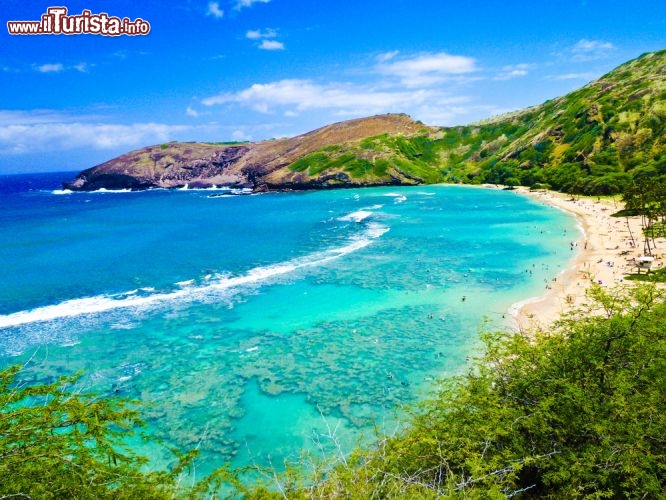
{"left": 282, "top": 49, "right": 666, "bottom": 194}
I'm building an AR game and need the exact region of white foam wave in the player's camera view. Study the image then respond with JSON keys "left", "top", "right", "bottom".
{"left": 179, "top": 185, "right": 248, "bottom": 193}
{"left": 381, "top": 192, "right": 407, "bottom": 203}
{"left": 337, "top": 210, "right": 373, "bottom": 223}
{"left": 93, "top": 188, "right": 133, "bottom": 193}
{"left": 365, "top": 222, "right": 390, "bottom": 239}
{"left": 51, "top": 187, "right": 155, "bottom": 196}
{"left": 0, "top": 224, "right": 389, "bottom": 329}
{"left": 0, "top": 292, "right": 187, "bottom": 329}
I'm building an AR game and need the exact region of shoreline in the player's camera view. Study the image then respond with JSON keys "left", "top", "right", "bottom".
{"left": 508, "top": 188, "right": 663, "bottom": 330}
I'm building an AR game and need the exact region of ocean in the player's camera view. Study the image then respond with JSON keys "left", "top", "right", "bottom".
{"left": 0, "top": 172, "right": 578, "bottom": 477}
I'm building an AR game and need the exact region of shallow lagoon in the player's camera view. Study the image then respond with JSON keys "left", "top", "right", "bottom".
{"left": 0, "top": 180, "right": 577, "bottom": 475}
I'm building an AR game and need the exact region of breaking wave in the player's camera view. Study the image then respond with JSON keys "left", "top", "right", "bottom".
{"left": 0, "top": 222, "right": 389, "bottom": 330}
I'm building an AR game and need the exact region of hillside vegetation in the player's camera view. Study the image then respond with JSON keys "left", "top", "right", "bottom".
{"left": 276, "top": 49, "right": 666, "bottom": 195}
{"left": 66, "top": 49, "right": 665, "bottom": 194}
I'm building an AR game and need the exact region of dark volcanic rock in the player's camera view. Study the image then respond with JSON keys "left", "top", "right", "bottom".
{"left": 64, "top": 173, "right": 157, "bottom": 191}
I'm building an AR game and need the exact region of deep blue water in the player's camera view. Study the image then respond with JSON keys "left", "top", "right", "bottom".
{"left": 0, "top": 172, "right": 578, "bottom": 476}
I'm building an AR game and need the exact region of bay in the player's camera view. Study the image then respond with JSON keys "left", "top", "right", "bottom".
{"left": 0, "top": 173, "right": 577, "bottom": 476}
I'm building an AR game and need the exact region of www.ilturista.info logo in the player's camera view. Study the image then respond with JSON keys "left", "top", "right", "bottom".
{"left": 7, "top": 6, "right": 150, "bottom": 36}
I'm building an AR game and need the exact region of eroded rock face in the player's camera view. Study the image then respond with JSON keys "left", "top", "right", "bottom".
{"left": 63, "top": 143, "right": 253, "bottom": 191}
{"left": 63, "top": 114, "right": 430, "bottom": 192}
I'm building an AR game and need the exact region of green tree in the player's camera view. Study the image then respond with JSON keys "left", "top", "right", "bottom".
{"left": 0, "top": 366, "right": 197, "bottom": 499}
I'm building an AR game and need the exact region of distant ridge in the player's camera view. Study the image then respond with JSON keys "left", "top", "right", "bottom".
{"left": 64, "top": 113, "right": 429, "bottom": 191}
{"left": 65, "top": 49, "right": 666, "bottom": 194}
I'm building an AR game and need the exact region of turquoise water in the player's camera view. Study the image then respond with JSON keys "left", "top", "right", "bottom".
{"left": 0, "top": 175, "right": 577, "bottom": 477}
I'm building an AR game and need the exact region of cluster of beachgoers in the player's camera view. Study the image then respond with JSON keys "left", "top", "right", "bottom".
{"left": 510, "top": 188, "right": 664, "bottom": 329}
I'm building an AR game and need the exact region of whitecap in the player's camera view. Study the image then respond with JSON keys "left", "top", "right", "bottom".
{"left": 337, "top": 210, "right": 373, "bottom": 223}
{"left": 184, "top": 185, "right": 234, "bottom": 192}
{"left": 365, "top": 222, "right": 390, "bottom": 239}
{"left": 93, "top": 188, "right": 132, "bottom": 193}
{"left": 0, "top": 223, "right": 389, "bottom": 330}
{"left": 381, "top": 192, "right": 407, "bottom": 203}
{"left": 59, "top": 340, "right": 80, "bottom": 347}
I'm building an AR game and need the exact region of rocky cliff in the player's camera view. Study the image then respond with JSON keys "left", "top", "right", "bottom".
{"left": 64, "top": 113, "right": 431, "bottom": 191}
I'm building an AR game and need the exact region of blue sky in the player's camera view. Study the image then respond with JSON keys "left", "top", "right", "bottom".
{"left": 1, "top": 0, "right": 665, "bottom": 173}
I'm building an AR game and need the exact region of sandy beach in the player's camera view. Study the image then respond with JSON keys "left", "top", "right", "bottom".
{"left": 509, "top": 188, "right": 664, "bottom": 330}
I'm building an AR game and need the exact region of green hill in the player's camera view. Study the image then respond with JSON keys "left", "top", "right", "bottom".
{"left": 274, "top": 49, "right": 666, "bottom": 195}
{"left": 65, "top": 49, "right": 666, "bottom": 194}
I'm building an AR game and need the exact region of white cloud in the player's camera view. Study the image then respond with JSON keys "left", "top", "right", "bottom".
{"left": 200, "top": 78, "right": 470, "bottom": 124}
{"left": 0, "top": 110, "right": 78, "bottom": 125}
{"left": 376, "top": 52, "right": 478, "bottom": 87}
{"left": 415, "top": 103, "right": 502, "bottom": 127}
{"left": 569, "top": 39, "right": 615, "bottom": 62}
{"left": 196, "top": 50, "right": 508, "bottom": 126}
{"left": 246, "top": 28, "right": 284, "bottom": 50}
{"left": 376, "top": 51, "right": 399, "bottom": 63}
{"left": 494, "top": 63, "right": 530, "bottom": 81}
{"left": 186, "top": 106, "right": 200, "bottom": 117}
{"left": 548, "top": 72, "right": 596, "bottom": 81}
{"left": 259, "top": 39, "right": 285, "bottom": 51}
{"left": 0, "top": 110, "right": 294, "bottom": 161}
{"left": 235, "top": 0, "right": 270, "bottom": 10}
{"left": 231, "top": 129, "right": 252, "bottom": 141}
{"left": 35, "top": 63, "right": 64, "bottom": 73}
{"left": 246, "top": 28, "right": 277, "bottom": 39}
{"left": 33, "top": 62, "right": 93, "bottom": 74}
{"left": 207, "top": 2, "right": 224, "bottom": 19}
{"left": 0, "top": 118, "right": 191, "bottom": 154}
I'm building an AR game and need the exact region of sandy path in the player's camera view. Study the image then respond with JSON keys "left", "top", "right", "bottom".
{"left": 509, "top": 188, "right": 664, "bottom": 330}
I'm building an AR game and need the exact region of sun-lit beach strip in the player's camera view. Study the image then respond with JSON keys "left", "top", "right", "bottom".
{"left": 511, "top": 188, "right": 665, "bottom": 329}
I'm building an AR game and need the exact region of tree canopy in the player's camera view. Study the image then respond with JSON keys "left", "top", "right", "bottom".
{"left": 0, "top": 366, "right": 201, "bottom": 499}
